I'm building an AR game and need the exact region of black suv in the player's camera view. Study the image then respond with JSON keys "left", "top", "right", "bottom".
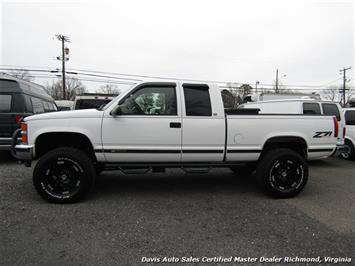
{"left": 0, "top": 74, "right": 57, "bottom": 150}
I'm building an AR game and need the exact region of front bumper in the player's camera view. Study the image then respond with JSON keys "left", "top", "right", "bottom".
{"left": 10, "top": 128, "right": 33, "bottom": 166}
{"left": 332, "top": 144, "right": 350, "bottom": 157}
{"left": 13, "top": 144, "right": 34, "bottom": 161}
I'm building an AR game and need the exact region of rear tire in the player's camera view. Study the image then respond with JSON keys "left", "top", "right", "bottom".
{"left": 33, "top": 147, "right": 95, "bottom": 203}
{"left": 257, "top": 148, "right": 308, "bottom": 198}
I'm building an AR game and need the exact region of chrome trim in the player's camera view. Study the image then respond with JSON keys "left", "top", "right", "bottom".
{"left": 13, "top": 144, "right": 33, "bottom": 161}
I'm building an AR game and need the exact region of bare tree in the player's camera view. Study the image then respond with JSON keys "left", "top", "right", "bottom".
{"left": 7, "top": 69, "right": 33, "bottom": 82}
{"left": 239, "top": 84, "right": 253, "bottom": 99}
{"left": 96, "top": 84, "right": 120, "bottom": 95}
{"left": 45, "top": 78, "right": 87, "bottom": 100}
{"left": 322, "top": 85, "right": 339, "bottom": 101}
{"left": 221, "top": 89, "right": 239, "bottom": 108}
{"left": 346, "top": 90, "right": 355, "bottom": 107}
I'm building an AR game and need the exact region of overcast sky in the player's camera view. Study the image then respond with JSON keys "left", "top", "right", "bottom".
{"left": 1, "top": 0, "right": 354, "bottom": 92}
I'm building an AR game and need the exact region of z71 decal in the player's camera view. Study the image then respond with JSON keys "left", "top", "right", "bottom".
{"left": 313, "top": 131, "right": 332, "bottom": 138}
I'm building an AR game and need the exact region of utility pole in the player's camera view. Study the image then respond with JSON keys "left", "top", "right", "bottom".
{"left": 55, "top": 34, "right": 70, "bottom": 100}
{"left": 255, "top": 81, "right": 260, "bottom": 93}
{"left": 275, "top": 69, "right": 279, "bottom": 93}
{"left": 339, "top": 67, "right": 351, "bottom": 107}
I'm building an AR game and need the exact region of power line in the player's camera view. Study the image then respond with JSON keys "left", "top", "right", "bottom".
{"left": 0, "top": 67, "right": 142, "bottom": 82}
{"left": 1, "top": 65, "right": 352, "bottom": 90}
{"left": 21, "top": 74, "right": 137, "bottom": 85}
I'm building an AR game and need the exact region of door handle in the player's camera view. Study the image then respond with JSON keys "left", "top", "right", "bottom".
{"left": 170, "top": 122, "right": 181, "bottom": 128}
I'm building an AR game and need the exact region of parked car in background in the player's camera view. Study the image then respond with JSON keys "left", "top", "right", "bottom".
{"left": 74, "top": 93, "right": 117, "bottom": 110}
{"left": 341, "top": 108, "right": 355, "bottom": 160}
{"left": 0, "top": 73, "right": 56, "bottom": 151}
{"left": 55, "top": 100, "right": 74, "bottom": 111}
{"left": 238, "top": 99, "right": 346, "bottom": 155}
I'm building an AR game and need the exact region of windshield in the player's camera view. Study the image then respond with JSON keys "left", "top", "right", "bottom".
{"left": 101, "top": 96, "right": 119, "bottom": 111}
{"left": 75, "top": 99, "right": 112, "bottom": 110}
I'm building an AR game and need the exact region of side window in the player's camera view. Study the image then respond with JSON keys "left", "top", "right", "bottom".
{"left": 31, "top": 97, "right": 44, "bottom": 114}
{"left": 24, "top": 95, "right": 33, "bottom": 113}
{"left": 183, "top": 85, "right": 212, "bottom": 116}
{"left": 42, "top": 101, "right": 50, "bottom": 112}
{"left": 11, "top": 94, "right": 26, "bottom": 113}
{"left": 303, "top": 103, "right": 321, "bottom": 115}
{"left": 119, "top": 86, "right": 177, "bottom": 115}
{"left": 345, "top": 111, "right": 355, "bottom": 125}
{"left": 0, "top": 94, "right": 12, "bottom": 112}
{"left": 322, "top": 103, "right": 341, "bottom": 121}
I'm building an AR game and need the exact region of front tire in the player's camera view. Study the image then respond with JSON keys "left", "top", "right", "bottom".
{"left": 257, "top": 148, "right": 308, "bottom": 198}
{"left": 33, "top": 147, "right": 95, "bottom": 203}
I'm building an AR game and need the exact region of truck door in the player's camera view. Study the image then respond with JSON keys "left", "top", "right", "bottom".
{"left": 181, "top": 83, "right": 225, "bottom": 162}
{"left": 101, "top": 82, "right": 182, "bottom": 162}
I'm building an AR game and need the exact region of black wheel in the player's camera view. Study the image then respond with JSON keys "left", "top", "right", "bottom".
{"left": 340, "top": 141, "right": 355, "bottom": 161}
{"left": 230, "top": 163, "right": 256, "bottom": 176}
{"left": 257, "top": 148, "right": 308, "bottom": 198}
{"left": 33, "top": 147, "right": 95, "bottom": 203}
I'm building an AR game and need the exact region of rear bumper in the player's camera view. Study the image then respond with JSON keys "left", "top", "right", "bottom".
{"left": 332, "top": 144, "right": 349, "bottom": 157}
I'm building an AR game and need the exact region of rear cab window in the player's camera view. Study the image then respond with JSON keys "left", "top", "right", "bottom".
{"left": 303, "top": 103, "right": 321, "bottom": 115}
{"left": 183, "top": 84, "right": 212, "bottom": 116}
{"left": 345, "top": 110, "right": 355, "bottom": 125}
{"left": 322, "top": 103, "right": 341, "bottom": 121}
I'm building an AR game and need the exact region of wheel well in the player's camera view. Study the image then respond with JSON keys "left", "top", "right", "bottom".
{"left": 262, "top": 136, "right": 307, "bottom": 158}
{"left": 345, "top": 138, "right": 354, "bottom": 146}
{"left": 35, "top": 132, "right": 96, "bottom": 161}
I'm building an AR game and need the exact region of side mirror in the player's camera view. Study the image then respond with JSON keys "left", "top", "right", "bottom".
{"left": 110, "top": 105, "right": 122, "bottom": 116}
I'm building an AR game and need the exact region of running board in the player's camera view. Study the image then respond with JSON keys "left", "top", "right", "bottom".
{"left": 182, "top": 167, "right": 211, "bottom": 174}
{"left": 119, "top": 167, "right": 151, "bottom": 174}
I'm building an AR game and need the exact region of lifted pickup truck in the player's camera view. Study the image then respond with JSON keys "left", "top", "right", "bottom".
{"left": 13, "top": 81, "right": 340, "bottom": 203}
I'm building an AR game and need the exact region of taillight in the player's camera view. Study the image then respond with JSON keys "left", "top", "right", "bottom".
{"left": 15, "top": 115, "right": 23, "bottom": 124}
{"left": 21, "top": 123, "right": 28, "bottom": 144}
{"left": 333, "top": 117, "right": 338, "bottom": 138}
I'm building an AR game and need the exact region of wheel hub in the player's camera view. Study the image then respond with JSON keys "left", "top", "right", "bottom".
{"left": 269, "top": 159, "right": 304, "bottom": 192}
{"left": 41, "top": 158, "right": 82, "bottom": 198}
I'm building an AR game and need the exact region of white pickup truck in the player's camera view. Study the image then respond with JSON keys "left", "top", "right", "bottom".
{"left": 13, "top": 81, "right": 341, "bottom": 203}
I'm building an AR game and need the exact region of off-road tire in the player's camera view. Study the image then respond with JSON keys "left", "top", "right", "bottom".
{"left": 33, "top": 147, "right": 95, "bottom": 203}
{"left": 256, "top": 148, "right": 308, "bottom": 198}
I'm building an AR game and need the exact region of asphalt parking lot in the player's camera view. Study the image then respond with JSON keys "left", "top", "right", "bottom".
{"left": 0, "top": 152, "right": 354, "bottom": 265}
